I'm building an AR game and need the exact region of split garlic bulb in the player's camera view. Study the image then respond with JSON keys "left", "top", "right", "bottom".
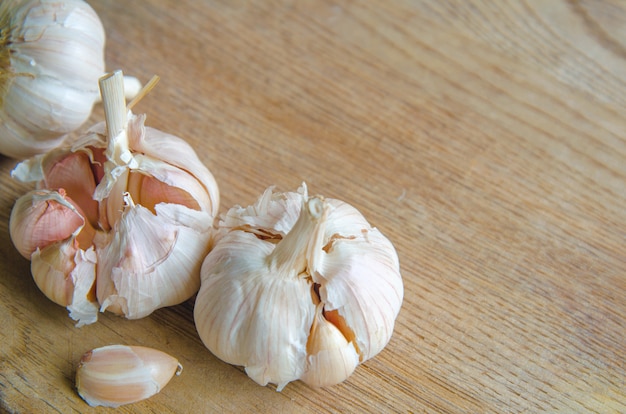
{"left": 194, "top": 184, "right": 403, "bottom": 390}
{"left": 0, "top": 0, "right": 106, "bottom": 159}
{"left": 76, "top": 345, "right": 182, "bottom": 407}
{"left": 9, "top": 71, "right": 219, "bottom": 326}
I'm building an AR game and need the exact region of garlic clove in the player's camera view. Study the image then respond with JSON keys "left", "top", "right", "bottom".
{"left": 96, "top": 197, "right": 212, "bottom": 319}
{"left": 30, "top": 240, "right": 79, "bottom": 307}
{"left": 65, "top": 246, "right": 99, "bottom": 327}
{"left": 9, "top": 189, "right": 86, "bottom": 259}
{"left": 127, "top": 160, "right": 206, "bottom": 213}
{"left": 75, "top": 345, "right": 182, "bottom": 408}
{"left": 126, "top": 115, "right": 219, "bottom": 216}
{"left": 312, "top": 221, "right": 403, "bottom": 361}
{"left": 31, "top": 241, "right": 98, "bottom": 326}
{"left": 40, "top": 150, "right": 100, "bottom": 226}
{"left": 300, "top": 304, "right": 359, "bottom": 388}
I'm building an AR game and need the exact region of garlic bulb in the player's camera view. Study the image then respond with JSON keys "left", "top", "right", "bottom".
{"left": 76, "top": 345, "right": 182, "bottom": 407}
{"left": 194, "top": 184, "right": 403, "bottom": 390}
{"left": 0, "top": 0, "right": 106, "bottom": 159}
{"left": 10, "top": 70, "right": 219, "bottom": 325}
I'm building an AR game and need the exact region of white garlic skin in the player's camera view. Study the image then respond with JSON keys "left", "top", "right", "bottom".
{"left": 75, "top": 345, "right": 182, "bottom": 408}
{"left": 194, "top": 184, "right": 403, "bottom": 390}
{"left": 0, "top": 0, "right": 106, "bottom": 159}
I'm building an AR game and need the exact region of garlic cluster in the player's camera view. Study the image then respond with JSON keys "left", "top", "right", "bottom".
{"left": 194, "top": 184, "right": 403, "bottom": 390}
{"left": 76, "top": 345, "right": 182, "bottom": 407}
{"left": 0, "top": 0, "right": 106, "bottom": 159}
{"left": 9, "top": 71, "right": 219, "bottom": 326}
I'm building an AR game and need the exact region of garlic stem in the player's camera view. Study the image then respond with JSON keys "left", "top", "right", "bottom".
{"left": 267, "top": 197, "right": 327, "bottom": 276}
{"left": 99, "top": 70, "right": 129, "bottom": 165}
{"left": 95, "top": 76, "right": 143, "bottom": 103}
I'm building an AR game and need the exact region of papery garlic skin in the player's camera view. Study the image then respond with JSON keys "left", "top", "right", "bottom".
{"left": 95, "top": 197, "right": 213, "bottom": 319}
{"left": 194, "top": 184, "right": 403, "bottom": 390}
{"left": 76, "top": 345, "right": 182, "bottom": 408}
{"left": 9, "top": 71, "right": 220, "bottom": 326}
{"left": 0, "top": 0, "right": 106, "bottom": 158}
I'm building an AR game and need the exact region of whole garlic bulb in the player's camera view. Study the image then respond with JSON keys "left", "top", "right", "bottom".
{"left": 0, "top": 0, "right": 106, "bottom": 159}
{"left": 194, "top": 184, "right": 403, "bottom": 390}
{"left": 9, "top": 71, "right": 220, "bottom": 326}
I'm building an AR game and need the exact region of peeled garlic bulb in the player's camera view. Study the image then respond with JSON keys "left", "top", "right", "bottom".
{"left": 0, "top": 0, "right": 106, "bottom": 159}
{"left": 9, "top": 71, "right": 219, "bottom": 325}
{"left": 194, "top": 184, "right": 403, "bottom": 390}
{"left": 76, "top": 345, "right": 182, "bottom": 407}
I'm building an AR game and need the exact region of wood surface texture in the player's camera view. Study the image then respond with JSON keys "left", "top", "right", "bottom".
{"left": 1, "top": 0, "right": 625, "bottom": 412}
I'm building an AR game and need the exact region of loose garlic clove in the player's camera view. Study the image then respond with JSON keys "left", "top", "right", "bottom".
{"left": 76, "top": 345, "right": 182, "bottom": 408}
{"left": 0, "top": 0, "right": 106, "bottom": 159}
{"left": 194, "top": 184, "right": 403, "bottom": 390}
{"left": 9, "top": 71, "right": 220, "bottom": 325}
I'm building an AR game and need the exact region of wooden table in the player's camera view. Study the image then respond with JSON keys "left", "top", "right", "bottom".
{"left": 1, "top": 1, "right": 625, "bottom": 412}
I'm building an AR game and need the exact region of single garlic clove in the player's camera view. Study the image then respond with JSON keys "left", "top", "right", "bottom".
{"left": 126, "top": 162, "right": 205, "bottom": 213}
{"left": 125, "top": 114, "right": 220, "bottom": 217}
{"left": 300, "top": 304, "right": 359, "bottom": 388}
{"left": 9, "top": 189, "right": 86, "bottom": 259}
{"left": 39, "top": 150, "right": 100, "bottom": 226}
{"left": 65, "top": 246, "right": 99, "bottom": 327}
{"left": 312, "top": 210, "right": 403, "bottom": 361}
{"left": 96, "top": 196, "right": 212, "bottom": 319}
{"left": 75, "top": 345, "right": 182, "bottom": 408}
{"left": 31, "top": 241, "right": 99, "bottom": 326}
{"left": 30, "top": 240, "right": 79, "bottom": 307}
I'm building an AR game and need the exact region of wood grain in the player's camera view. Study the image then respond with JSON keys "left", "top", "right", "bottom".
{"left": 1, "top": 1, "right": 625, "bottom": 412}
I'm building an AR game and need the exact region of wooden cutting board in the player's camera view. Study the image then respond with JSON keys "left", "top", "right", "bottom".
{"left": 1, "top": 1, "right": 625, "bottom": 412}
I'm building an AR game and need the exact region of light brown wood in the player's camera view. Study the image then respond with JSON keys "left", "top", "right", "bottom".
{"left": 1, "top": 0, "right": 625, "bottom": 412}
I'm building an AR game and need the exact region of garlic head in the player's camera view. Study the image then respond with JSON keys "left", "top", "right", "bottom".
{"left": 10, "top": 71, "right": 220, "bottom": 325}
{"left": 0, "top": 0, "right": 107, "bottom": 158}
{"left": 75, "top": 345, "right": 182, "bottom": 407}
{"left": 194, "top": 184, "right": 403, "bottom": 390}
